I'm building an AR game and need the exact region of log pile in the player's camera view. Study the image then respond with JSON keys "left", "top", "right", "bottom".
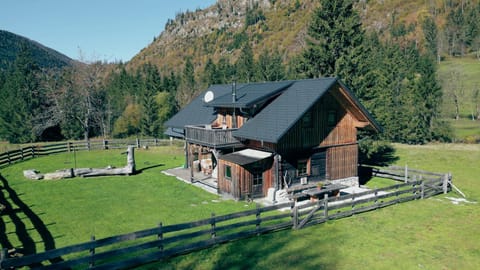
{"left": 23, "top": 146, "right": 136, "bottom": 180}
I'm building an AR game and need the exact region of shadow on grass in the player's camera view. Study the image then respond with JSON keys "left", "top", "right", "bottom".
{"left": 0, "top": 174, "right": 63, "bottom": 266}
{"left": 135, "top": 163, "right": 165, "bottom": 174}
{"left": 143, "top": 225, "right": 340, "bottom": 269}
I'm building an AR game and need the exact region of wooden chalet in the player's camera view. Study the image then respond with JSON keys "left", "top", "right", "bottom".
{"left": 165, "top": 78, "right": 381, "bottom": 200}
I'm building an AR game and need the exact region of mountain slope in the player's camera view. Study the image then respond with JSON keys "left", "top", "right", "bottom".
{"left": 128, "top": 0, "right": 479, "bottom": 76}
{"left": 0, "top": 30, "right": 74, "bottom": 70}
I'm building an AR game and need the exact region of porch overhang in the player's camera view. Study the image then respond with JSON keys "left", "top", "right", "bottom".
{"left": 220, "top": 149, "right": 273, "bottom": 169}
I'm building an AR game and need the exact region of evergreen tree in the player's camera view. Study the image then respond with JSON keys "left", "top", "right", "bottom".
{"left": 0, "top": 45, "right": 41, "bottom": 143}
{"left": 235, "top": 43, "right": 255, "bottom": 82}
{"left": 203, "top": 58, "right": 220, "bottom": 86}
{"left": 422, "top": 16, "right": 439, "bottom": 61}
{"left": 302, "top": 0, "right": 363, "bottom": 78}
{"left": 256, "top": 48, "right": 285, "bottom": 81}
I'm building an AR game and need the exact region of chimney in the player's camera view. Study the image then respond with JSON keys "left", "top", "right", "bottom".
{"left": 232, "top": 81, "right": 237, "bottom": 103}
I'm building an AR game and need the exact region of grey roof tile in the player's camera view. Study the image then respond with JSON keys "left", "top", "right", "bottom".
{"left": 232, "top": 78, "right": 337, "bottom": 143}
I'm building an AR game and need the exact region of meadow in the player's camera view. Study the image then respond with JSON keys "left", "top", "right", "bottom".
{"left": 0, "top": 146, "right": 255, "bottom": 255}
{"left": 146, "top": 143, "right": 480, "bottom": 270}
{"left": 1, "top": 143, "right": 479, "bottom": 269}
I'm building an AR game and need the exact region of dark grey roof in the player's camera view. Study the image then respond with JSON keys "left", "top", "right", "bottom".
{"left": 164, "top": 84, "right": 232, "bottom": 131}
{"left": 232, "top": 78, "right": 337, "bottom": 143}
{"left": 207, "top": 81, "right": 294, "bottom": 109}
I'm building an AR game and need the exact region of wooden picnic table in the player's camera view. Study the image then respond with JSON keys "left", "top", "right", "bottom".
{"left": 302, "top": 183, "right": 348, "bottom": 200}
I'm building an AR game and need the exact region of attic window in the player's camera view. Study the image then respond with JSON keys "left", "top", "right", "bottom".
{"left": 302, "top": 111, "right": 313, "bottom": 128}
{"left": 327, "top": 110, "right": 336, "bottom": 126}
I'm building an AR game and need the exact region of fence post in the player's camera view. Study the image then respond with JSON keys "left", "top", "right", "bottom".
{"left": 443, "top": 174, "right": 449, "bottom": 194}
{"left": 158, "top": 222, "right": 163, "bottom": 252}
{"left": 420, "top": 181, "right": 425, "bottom": 199}
{"left": 374, "top": 189, "right": 378, "bottom": 206}
{"left": 136, "top": 138, "right": 140, "bottom": 149}
{"left": 210, "top": 213, "right": 216, "bottom": 239}
{"left": 31, "top": 146, "right": 35, "bottom": 158}
{"left": 6, "top": 151, "right": 11, "bottom": 165}
{"left": 292, "top": 205, "right": 298, "bottom": 229}
{"left": 103, "top": 139, "right": 108, "bottom": 150}
{"left": 89, "top": 235, "right": 95, "bottom": 268}
{"left": 404, "top": 164, "right": 408, "bottom": 183}
{"left": 323, "top": 193, "right": 329, "bottom": 220}
{"left": 256, "top": 204, "right": 261, "bottom": 235}
{"left": 1, "top": 248, "right": 7, "bottom": 269}
{"left": 20, "top": 147, "right": 24, "bottom": 161}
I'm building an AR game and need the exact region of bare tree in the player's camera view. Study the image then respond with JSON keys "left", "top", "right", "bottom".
{"left": 472, "top": 84, "right": 480, "bottom": 120}
{"left": 442, "top": 68, "right": 464, "bottom": 120}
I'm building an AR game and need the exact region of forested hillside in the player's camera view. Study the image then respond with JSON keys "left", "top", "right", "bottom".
{"left": 0, "top": 0, "right": 479, "bottom": 144}
{"left": 0, "top": 30, "right": 73, "bottom": 70}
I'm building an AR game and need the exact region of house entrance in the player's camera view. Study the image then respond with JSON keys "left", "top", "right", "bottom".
{"left": 252, "top": 172, "right": 263, "bottom": 196}
{"left": 311, "top": 150, "right": 327, "bottom": 180}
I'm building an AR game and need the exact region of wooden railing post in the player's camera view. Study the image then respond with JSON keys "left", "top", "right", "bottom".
{"left": 6, "top": 151, "right": 10, "bottom": 165}
{"left": 158, "top": 222, "right": 163, "bottom": 251}
{"left": 89, "top": 235, "right": 95, "bottom": 268}
{"left": 420, "top": 181, "right": 425, "bottom": 199}
{"left": 443, "top": 174, "right": 449, "bottom": 194}
{"left": 1, "top": 248, "right": 7, "bottom": 270}
{"left": 404, "top": 164, "right": 408, "bottom": 183}
{"left": 323, "top": 193, "right": 329, "bottom": 220}
{"left": 256, "top": 204, "right": 261, "bottom": 236}
{"left": 292, "top": 205, "right": 298, "bottom": 229}
{"left": 20, "top": 147, "right": 24, "bottom": 161}
{"left": 210, "top": 213, "right": 216, "bottom": 239}
{"left": 136, "top": 138, "right": 140, "bottom": 149}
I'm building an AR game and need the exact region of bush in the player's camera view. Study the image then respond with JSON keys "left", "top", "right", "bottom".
{"left": 358, "top": 138, "right": 398, "bottom": 166}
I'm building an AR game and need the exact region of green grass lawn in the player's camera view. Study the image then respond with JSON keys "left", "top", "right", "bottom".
{"left": 1, "top": 144, "right": 479, "bottom": 269}
{"left": 438, "top": 57, "right": 480, "bottom": 120}
{"left": 145, "top": 143, "right": 480, "bottom": 270}
{"left": 0, "top": 146, "right": 255, "bottom": 254}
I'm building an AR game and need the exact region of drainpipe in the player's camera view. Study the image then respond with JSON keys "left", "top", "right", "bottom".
{"left": 273, "top": 154, "right": 281, "bottom": 203}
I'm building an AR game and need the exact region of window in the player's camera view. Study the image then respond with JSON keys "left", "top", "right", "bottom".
{"left": 253, "top": 173, "right": 263, "bottom": 186}
{"left": 225, "top": 165, "right": 232, "bottom": 180}
{"left": 297, "top": 159, "right": 308, "bottom": 176}
{"left": 327, "top": 110, "right": 336, "bottom": 126}
{"left": 302, "top": 111, "right": 313, "bottom": 128}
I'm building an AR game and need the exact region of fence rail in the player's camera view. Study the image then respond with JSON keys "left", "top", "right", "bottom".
{"left": 0, "top": 168, "right": 450, "bottom": 269}
{"left": 0, "top": 138, "right": 178, "bottom": 169}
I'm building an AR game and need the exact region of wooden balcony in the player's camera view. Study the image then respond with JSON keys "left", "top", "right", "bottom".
{"left": 185, "top": 125, "right": 243, "bottom": 148}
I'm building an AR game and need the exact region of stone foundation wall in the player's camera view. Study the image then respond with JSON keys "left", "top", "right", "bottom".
{"left": 331, "top": 176, "right": 359, "bottom": 187}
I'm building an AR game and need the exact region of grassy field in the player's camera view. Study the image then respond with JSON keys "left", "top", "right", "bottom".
{"left": 438, "top": 57, "right": 480, "bottom": 119}
{"left": 0, "top": 146, "right": 255, "bottom": 254}
{"left": 145, "top": 143, "right": 480, "bottom": 270}
{"left": 1, "top": 144, "right": 479, "bottom": 269}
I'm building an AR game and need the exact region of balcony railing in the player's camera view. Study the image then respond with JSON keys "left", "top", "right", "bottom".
{"left": 185, "top": 125, "right": 243, "bottom": 148}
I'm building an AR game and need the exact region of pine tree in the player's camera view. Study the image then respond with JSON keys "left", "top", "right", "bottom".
{"left": 422, "top": 16, "right": 439, "bottom": 61}
{"left": 302, "top": 0, "right": 364, "bottom": 78}
{"left": 256, "top": 48, "right": 285, "bottom": 82}
{"left": 0, "top": 45, "right": 41, "bottom": 143}
{"left": 235, "top": 43, "right": 255, "bottom": 82}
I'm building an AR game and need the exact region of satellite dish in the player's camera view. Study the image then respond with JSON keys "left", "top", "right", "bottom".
{"left": 204, "top": 91, "right": 214, "bottom": 103}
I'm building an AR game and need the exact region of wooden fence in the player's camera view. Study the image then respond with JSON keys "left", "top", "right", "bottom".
{"left": 0, "top": 169, "right": 450, "bottom": 269}
{"left": 0, "top": 138, "right": 179, "bottom": 169}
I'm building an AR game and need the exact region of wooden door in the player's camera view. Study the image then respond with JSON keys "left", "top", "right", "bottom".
{"left": 311, "top": 150, "right": 327, "bottom": 180}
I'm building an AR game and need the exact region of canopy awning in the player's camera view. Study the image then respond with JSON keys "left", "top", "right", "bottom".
{"left": 220, "top": 149, "right": 273, "bottom": 167}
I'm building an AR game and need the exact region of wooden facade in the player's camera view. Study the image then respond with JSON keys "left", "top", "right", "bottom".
{"left": 217, "top": 159, "right": 274, "bottom": 199}
{"left": 169, "top": 79, "right": 380, "bottom": 200}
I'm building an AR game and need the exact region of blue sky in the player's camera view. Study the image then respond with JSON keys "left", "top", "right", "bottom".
{"left": 1, "top": 0, "right": 216, "bottom": 62}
